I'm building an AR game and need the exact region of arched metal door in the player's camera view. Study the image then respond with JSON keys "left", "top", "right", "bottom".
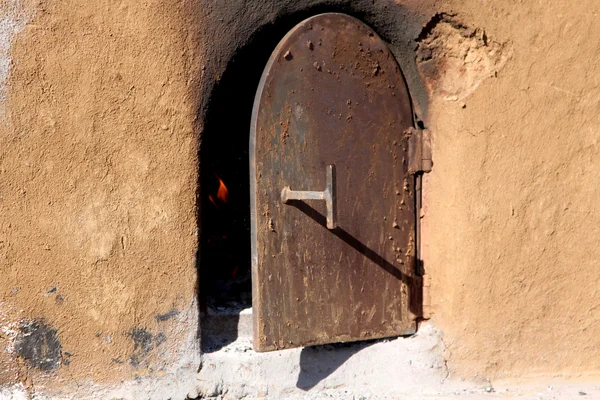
{"left": 250, "top": 13, "right": 420, "bottom": 352}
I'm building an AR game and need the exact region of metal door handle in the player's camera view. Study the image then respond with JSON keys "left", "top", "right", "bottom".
{"left": 281, "top": 164, "right": 337, "bottom": 229}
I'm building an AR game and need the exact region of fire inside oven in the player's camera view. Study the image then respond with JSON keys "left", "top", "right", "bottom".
{"left": 201, "top": 153, "right": 252, "bottom": 312}
{"left": 198, "top": 7, "right": 288, "bottom": 315}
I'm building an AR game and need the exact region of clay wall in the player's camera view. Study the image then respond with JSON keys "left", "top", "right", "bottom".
{"left": 1, "top": 0, "right": 599, "bottom": 397}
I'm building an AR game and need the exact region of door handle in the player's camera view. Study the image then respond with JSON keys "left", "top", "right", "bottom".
{"left": 281, "top": 164, "right": 337, "bottom": 229}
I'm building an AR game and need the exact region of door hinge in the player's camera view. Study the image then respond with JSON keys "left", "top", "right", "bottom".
{"left": 407, "top": 128, "right": 432, "bottom": 174}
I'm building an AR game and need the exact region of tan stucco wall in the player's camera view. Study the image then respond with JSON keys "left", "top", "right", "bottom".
{"left": 422, "top": 0, "right": 600, "bottom": 383}
{"left": 1, "top": 0, "right": 599, "bottom": 397}
{"left": 1, "top": 0, "right": 203, "bottom": 396}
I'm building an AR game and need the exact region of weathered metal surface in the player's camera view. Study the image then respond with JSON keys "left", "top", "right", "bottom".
{"left": 250, "top": 13, "right": 419, "bottom": 352}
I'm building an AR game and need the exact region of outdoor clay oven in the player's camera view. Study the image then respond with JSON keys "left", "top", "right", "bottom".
{"left": 201, "top": 13, "right": 431, "bottom": 352}
{"left": 5, "top": 0, "right": 599, "bottom": 397}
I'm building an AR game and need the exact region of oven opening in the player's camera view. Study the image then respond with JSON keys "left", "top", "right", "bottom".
{"left": 199, "top": 6, "right": 422, "bottom": 352}
{"left": 199, "top": 72, "right": 254, "bottom": 351}
{"left": 198, "top": 16, "right": 292, "bottom": 351}
{"left": 199, "top": 52, "right": 258, "bottom": 351}
{"left": 201, "top": 147, "right": 252, "bottom": 312}
{"left": 198, "top": 6, "right": 358, "bottom": 353}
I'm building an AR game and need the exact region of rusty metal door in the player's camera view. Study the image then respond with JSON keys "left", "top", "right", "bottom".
{"left": 250, "top": 13, "right": 419, "bottom": 352}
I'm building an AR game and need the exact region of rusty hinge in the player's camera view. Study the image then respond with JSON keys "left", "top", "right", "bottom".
{"left": 407, "top": 127, "right": 432, "bottom": 174}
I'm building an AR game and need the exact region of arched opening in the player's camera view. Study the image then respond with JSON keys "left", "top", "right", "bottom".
{"left": 198, "top": 2, "right": 428, "bottom": 351}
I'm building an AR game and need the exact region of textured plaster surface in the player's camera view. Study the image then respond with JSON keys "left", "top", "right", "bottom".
{"left": 0, "top": 0, "right": 203, "bottom": 396}
{"left": 1, "top": 0, "right": 600, "bottom": 398}
{"left": 421, "top": 0, "right": 600, "bottom": 383}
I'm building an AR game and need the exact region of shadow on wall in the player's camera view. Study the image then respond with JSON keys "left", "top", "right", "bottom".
{"left": 197, "top": 0, "right": 432, "bottom": 353}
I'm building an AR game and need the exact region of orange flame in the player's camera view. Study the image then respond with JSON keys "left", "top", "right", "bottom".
{"left": 216, "top": 176, "right": 229, "bottom": 203}
{"left": 208, "top": 174, "right": 229, "bottom": 208}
